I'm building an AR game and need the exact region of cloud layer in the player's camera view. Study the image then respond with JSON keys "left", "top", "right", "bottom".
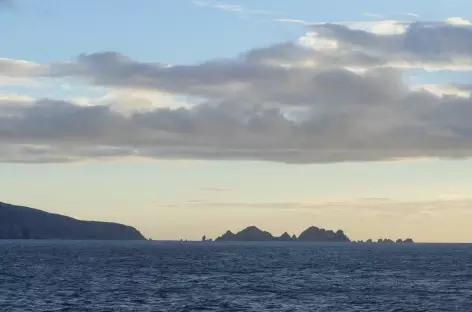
{"left": 2, "top": 18, "right": 472, "bottom": 163}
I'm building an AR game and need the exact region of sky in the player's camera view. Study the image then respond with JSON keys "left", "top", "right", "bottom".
{"left": 2, "top": 0, "right": 472, "bottom": 242}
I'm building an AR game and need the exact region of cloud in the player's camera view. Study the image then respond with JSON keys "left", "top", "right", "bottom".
{"left": 275, "top": 18, "right": 472, "bottom": 70}
{"left": 276, "top": 18, "right": 311, "bottom": 25}
{"left": 0, "top": 58, "right": 45, "bottom": 77}
{"left": 159, "top": 198, "right": 472, "bottom": 217}
{"left": 399, "top": 12, "right": 420, "bottom": 19}
{"left": 2, "top": 77, "right": 472, "bottom": 164}
{"left": 308, "top": 20, "right": 472, "bottom": 70}
{"left": 83, "top": 88, "right": 192, "bottom": 113}
{"left": 412, "top": 84, "right": 471, "bottom": 97}
{"left": 193, "top": 1, "right": 242, "bottom": 13}
{"left": 0, "top": 93, "right": 35, "bottom": 104}
{"left": 3, "top": 18, "right": 472, "bottom": 163}
{"left": 6, "top": 19, "right": 472, "bottom": 80}
{"left": 193, "top": 1, "right": 275, "bottom": 17}
{"left": 39, "top": 51, "right": 412, "bottom": 108}
{"left": 363, "top": 13, "right": 384, "bottom": 19}
{"left": 445, "top": 17, "right": 472, "bottom": 26}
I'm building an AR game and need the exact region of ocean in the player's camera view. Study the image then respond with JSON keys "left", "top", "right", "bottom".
{"left": 0, "top": 241, "right": 471, "bottom": 311}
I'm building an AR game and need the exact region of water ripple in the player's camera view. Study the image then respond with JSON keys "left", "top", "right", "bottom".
{"left": 0, "top": 241, "right": 471, "bottom": 311}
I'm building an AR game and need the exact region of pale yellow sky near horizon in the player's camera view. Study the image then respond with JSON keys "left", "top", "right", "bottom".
{"left": 2, "top": 158, "right": 472, "bottom": 243}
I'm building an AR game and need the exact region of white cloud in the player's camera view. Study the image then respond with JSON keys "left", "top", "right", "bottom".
{"left": 193, "top": 1, "right": 275, "bottom": 16}
{"left": 299, "top": 32, "right": 338, "bottom": 50}
{"left": 193, "top": 1, "right": 242, "bottom": 13}
{"left": 346, "top": 20, "right": 409, "bottom": 35}
{"left": 0, "top": 93, "right": 34, "bottom": 103}
{"left": 412, "top": 84, "right": 471, "bottom": 97}
{"left": 78, "top": 88, "right": 192, "bottom": 113}
{"left": 363, "top": 13, "right": 384, "bottom": 19}
{"left": 399, "top": 12, "right": 420, "bottom": 19}
{"left": 279, "top": 19, "right": 410, "bottom": 35}
{"left": 445, "top": 17, "right": 472, "bottom": 26}
{"left": 275, "top": 18, "right": 311, "bottom": 25}
{"left": 0, "top": 58, "right": 45, "bottom": 77}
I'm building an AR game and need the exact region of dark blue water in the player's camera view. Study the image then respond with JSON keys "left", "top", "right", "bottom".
{"left": 1, "top": 241, "right": 471, "bottom": 311}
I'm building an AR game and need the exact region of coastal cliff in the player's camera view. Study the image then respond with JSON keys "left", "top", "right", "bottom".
{"left": 0, "top": 202, "right": 145, "bottom": 240}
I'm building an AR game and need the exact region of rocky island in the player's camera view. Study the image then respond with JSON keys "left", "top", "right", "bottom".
{"left": 356, "top": 238, "right": 415, "bottom": 244}
{"left": 209, "top": 226, "right": 414, "bottom": 244}
{"left": 214, "top": 226, "right": 350, "bottom": 242}
{"left": 0, "top": 202, "right": 145, "bottom": 240}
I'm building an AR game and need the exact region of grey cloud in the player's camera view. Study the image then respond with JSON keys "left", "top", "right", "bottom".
{"left": 46, "top": 52, "right": 406, "bottom": 108}
{"left": 5, "top": 20, "right": 472, "bottom": 94}
{"left": 2, "top": 78, "right": 472, "bottom": 164}
{"left": 0, "top": 59, "right": 45, "bottom": 77}
{"left": 3, "top": 19, "right": 472, "bottom": 163}
{"left": 310, "top": 21, "right": 472, "bottom": 65}
{"left": 20, "top": 22, "right": 472, "bottom": 100}
{"left": 245, "top": 42, "right": 384, "bottom": 68}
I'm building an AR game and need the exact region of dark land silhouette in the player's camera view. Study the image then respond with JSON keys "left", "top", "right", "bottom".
{"left": 0, "top": 202, "right": 145, "bottom": 240}
{"left": 212, "top": 226, "right": 414, "bottom": 243}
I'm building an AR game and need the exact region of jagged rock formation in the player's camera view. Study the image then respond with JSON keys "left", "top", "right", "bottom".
{"left": 0, "top": 202, "right": 145, "bottom": 240}
{"left": 212, "top": 227, "right": 416, "bottom": 244}
{"left": 298, "top": 226, "right": 350, "bottom": 242}
{"left": 218, "top": 230, "right": 236, "bottom": 241}
{"left": 216, "top": 226, "right": 274, "bottom": 241}
{"left": 215, "top": 226, "right": 351, "bottom": 242}
{"left": 278, "top": 232, "right": 293, "bottom": 241}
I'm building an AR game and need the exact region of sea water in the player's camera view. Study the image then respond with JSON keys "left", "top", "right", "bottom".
{"left": 1, "top": 241, "right": 471, "bottom": 311}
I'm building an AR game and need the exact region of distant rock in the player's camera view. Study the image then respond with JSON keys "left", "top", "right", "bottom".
{"left": 363, "top": 238, "right": 415, "bottom": 244}
{"left": 0, "top": 202, "right": 145, "bottom": 240}
{"left": 298, "top": 226, "right": 350, "bottom": 242}
{"left": 278, "top": 232, "right": 293, "bottom": 241}
{"left": 377, "top": 238, "right": 394, "bottom": 244}
{"left": 215, "top": 226, "right": 351, "bottom": 242}
{"left": 217, "top": 230, "right": 236, "bottom": 241}
{"left": 216, "top": 226, "right": 274, "bottom": 241}
{"left": 201, "top": 235, "right": 213, "bottom": 242}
